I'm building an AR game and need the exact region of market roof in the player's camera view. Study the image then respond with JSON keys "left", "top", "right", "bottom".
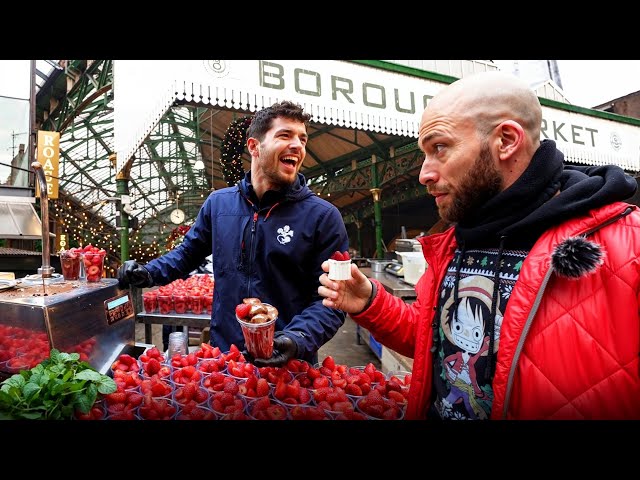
{"left": 11, "top": 59, "right": 640, "bottom": 263}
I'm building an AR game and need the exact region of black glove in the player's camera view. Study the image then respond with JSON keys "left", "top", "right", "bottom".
{"left": 117, "top": 260, "right": 154, "bottom": 289}
{"left": 244, "top": 335, "right": 298, "bottom": 368}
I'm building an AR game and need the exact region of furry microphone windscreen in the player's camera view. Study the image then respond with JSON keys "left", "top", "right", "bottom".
{"left": 551, "top": 236, "right": 604, "bottom": 279}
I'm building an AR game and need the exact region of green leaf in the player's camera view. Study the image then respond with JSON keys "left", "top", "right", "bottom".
{"left": 67, "top": 382, "right": 86, "bottom": 393}
{"left": 76, "top": 370, "right": 101, "bottom": 382}
{"left": 74, "top": 393, "right": 93, "bottom": 414}
{"left": 50, "top": 379, "right": 68, "bottom": 396}
{"left": 97, "top": 376, "right": 116, "bottom": 395}
{"left": 23, "top": 382, "right": 41, "bottom": 400}
{"left": 18, "top": 411, "right": 43, "bottom": 420}
{"left": 49, "top": 349, "right": 62, "bottom": 364}
{"left": 85, "top": 383, "right": 98, "bottom": 404}
{"left": 3, "top": 375, "right": 26, "bottom": 389}
{"left": 62, "top": 370, "right": 74, "bottom": 383}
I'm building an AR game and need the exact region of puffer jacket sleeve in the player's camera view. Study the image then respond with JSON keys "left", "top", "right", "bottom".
{"left": 351, "top": 278, "right": 424, "bottom": 358}
{"left": 280, "top": 205, "right": 348, "bottom": 360}
{"left": 145, "top": 197, "right": 214, "bottom": 285}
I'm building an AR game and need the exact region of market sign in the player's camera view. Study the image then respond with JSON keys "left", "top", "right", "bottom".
{"left": 114, "top": 60, "right": 640, "bottom": 172}
{"left": 56, "top": 232, "right": 68, "bottom": 252}
{"left": 35, "top": 130, "right": 60, "bottom": 199}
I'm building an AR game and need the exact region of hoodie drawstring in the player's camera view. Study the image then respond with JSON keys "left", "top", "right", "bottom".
{"left": 485, "top": 235, "right": 506, "bottom": 382}
{"left": 452, "top": 241, "right": 466, "bottom": 326}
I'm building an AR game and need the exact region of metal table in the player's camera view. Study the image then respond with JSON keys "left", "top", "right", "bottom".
{"left": 359, "top": 267, "right": 417, "bottom": 300}
{"left": 355, "top": 267, "right": 417, "bottom": 358}
{"left": 136, "top": 312, "right": 210, "bottom": 345}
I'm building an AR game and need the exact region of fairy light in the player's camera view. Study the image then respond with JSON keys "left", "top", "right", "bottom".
{"left": 221, "top": 116, "right": 252, "bottom": 187}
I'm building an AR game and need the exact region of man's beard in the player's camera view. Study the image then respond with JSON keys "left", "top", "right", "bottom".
{"left": 261, "top": 148, "right": 298, "bottom": 189}
{"left": 440, "top": 143, "right": 503, "bottom": 224}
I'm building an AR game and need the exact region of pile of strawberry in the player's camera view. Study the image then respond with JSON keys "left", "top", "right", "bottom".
{"left": 79, "top": 244, "right": 107, "bottom": 282}
{"left": 330, "top": 251, "right": 351, "bottom": 261}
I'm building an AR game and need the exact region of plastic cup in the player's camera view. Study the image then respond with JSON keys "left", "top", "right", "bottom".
{"left": 203, "top": 294, "right": 213, "bottom": 314}
{"left": 355, "top": 396, "right": 404, "bottom": 420}
{"left": 288, "top": 404, "right": 333, "bottom": 421}
{"left": 236, "top": 314, "right": 276, "bottom": 360}
{"left": 157, "top": 294, "right": 173, "bottom": 314}
{"left": 105, "top": 407, "right": 140, "bottom": 421}
{"left": 173, "top": 292, "right": 188, "bottom": 314}
{"left": 190, "top": 294, "right": 203, "bottom": 314}
{"left": 386, "top": 370, "right": 412, "bottom": 391}
{"left": 142, "top": 291, "right": 158, "bottom": 313}
{"left": 167, "top": 331, "right": 188, "bottom": 359}
{"left": 82, "top": 252, "right": 106, "bottom": 282}
{"left": 328, "top": 259, "right": 352, "bottom": 280}
{"left": 59, "top": 250, "right": 81, "bottom": 281}
{"left": 175, "top": 404, "right": 218, "bottom": 421}
{"left": 245, "top": 397, "right": 289, "bottom": 420}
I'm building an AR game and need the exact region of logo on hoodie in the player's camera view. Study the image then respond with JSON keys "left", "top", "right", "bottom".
{"left": 277, "top": 225, "right": 294, "bottom": 245}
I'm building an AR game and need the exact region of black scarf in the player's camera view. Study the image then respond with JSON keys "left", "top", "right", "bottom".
{"left": 455, "top": 140, "right": 637, "bottom": 249}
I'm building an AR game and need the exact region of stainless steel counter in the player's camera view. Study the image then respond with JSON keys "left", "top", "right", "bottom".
{"left": 136, "top": 312, "right": 210, "bottom": 345}
{"left": 359, "top": 267, "right": 416, "bottom": 299}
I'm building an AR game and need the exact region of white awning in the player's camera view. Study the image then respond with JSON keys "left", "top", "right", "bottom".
{"left": 115, "top": 60, "right": 640, "bottom": 173}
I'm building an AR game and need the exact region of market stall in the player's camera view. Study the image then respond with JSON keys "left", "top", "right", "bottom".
{"left": 0, "top": 163, "right": 138, "bottom": 380}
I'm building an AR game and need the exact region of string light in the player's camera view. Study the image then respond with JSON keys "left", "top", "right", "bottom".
{"left": 220, "top": 116, "right": 252, "bottom": 187}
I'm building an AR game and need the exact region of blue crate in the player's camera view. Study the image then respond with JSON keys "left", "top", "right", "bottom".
{"left": 368, "top": 333, "right": 382, "bottom": 359}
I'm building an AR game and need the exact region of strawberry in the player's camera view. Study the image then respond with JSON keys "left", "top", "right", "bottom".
{"left": 127, "top": 393, "right": 144, "bottom": 407}
{"left": 266, "top": 405, "right": 287, "bottom": 420}
{"left": 345, "top": 383, "right": 363, "bottom": 397}
{"left": 151, "top": 382, "right": 169, "bottom": 397}
{"left": 322, "top": 356, "right": 336, "bottom": 371}
{"left": 145, "top": 358, "right": 161, "bottom": 375}
{"left": 387, "top": 390, "right": 407, "bottom": 404}
{"left": 235, "top": 303, "right": 251, "bottom": 320}
{"left": 330, "top": 251, "right": 344, "bottom": 261}
{"left": 312, "top": 376, "right": 330, "bottom": 389}
{"left": 105, "top": 391, "right": 127, "bottom": 405}
{"left": 87, "top": 265, "right": 100, "bottom": 276}
{"left": 256, "top": 378, "right": 270, "bottom": 397}
{"left": 342, "top": 251, "right": 350, "bottom": 260}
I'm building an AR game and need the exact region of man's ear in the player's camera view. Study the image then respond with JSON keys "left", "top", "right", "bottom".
{"left": 247, "top": 137, "right": 260, "bottom": 158}
{"left": 496, "top": 120, "right": 525, "bottom": 161}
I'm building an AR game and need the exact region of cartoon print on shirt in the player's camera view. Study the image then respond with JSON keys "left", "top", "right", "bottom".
{"left": 276, "top": 225, "right": 294, "bottom": 245}
{"left": 437, "top": 275, "right": 503, "bottom": 420}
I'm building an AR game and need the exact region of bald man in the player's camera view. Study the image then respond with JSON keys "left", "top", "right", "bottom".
{"left": 318, "top": 71, "right": 640, "bottom": 420}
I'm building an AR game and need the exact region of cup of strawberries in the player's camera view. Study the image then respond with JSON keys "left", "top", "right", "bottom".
{"left": 328, "top": 250, "right": 352, "bottom": 280}
{"left": 79, "top": 244, "right": 107, "bottom": 283}
{"left": 235, "top": 298, "right": 278, "bottom": 359}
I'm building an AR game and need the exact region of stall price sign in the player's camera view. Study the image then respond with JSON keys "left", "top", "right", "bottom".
{"left": 104, "top": 293, "right": 134, "bottom": 325}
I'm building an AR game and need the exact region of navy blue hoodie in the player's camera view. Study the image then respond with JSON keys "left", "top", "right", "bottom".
{"left": 144, "top": 172, "right": 348, "bottom": 363}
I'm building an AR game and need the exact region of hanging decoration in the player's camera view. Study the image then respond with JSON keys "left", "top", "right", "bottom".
{"left": 221, "top": 115, "right": 253, "bottom": 187}
{"left": 165, "top": 225, "right": 191, "bottom": 252}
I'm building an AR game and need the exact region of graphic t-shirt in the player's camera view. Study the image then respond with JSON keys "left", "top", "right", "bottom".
{"left": 431, "top": 247, "right": 527, "bottom": 420}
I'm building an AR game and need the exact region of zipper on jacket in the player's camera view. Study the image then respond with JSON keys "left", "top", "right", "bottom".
{"left": 501, "top": 205, "right": 634, "bottom": 418}
{"left": 246, "top": 201, "right": 284, "bottom": 297}
{"left": 246, "top": 212, "right": 259, "bottom": 297}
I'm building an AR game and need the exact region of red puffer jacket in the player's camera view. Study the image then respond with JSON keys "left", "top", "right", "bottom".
{"left": 353, "top": 202, "right": 640, "bottom": 420}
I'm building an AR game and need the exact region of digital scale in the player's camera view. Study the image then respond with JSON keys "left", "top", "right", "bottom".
{"left": 384, "top": 260, "right": 404, "bottom": 277}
